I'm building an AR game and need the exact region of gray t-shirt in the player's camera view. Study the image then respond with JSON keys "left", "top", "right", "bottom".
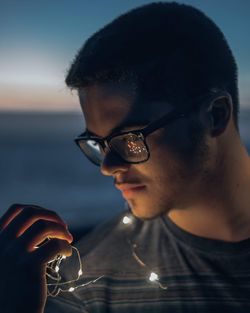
{"left": 45, "top": 210, "right": 250, "bottom": 312}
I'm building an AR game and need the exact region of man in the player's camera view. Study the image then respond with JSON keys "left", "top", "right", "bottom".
{"left": 1, "top": 2, "right": 250, "bottom": 312}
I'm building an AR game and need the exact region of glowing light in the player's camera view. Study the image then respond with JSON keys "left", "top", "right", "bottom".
{"left": 149, "top": 272, "right": 159, "bottom": 282}
{"left": 46, "top": 246, "right": 105, "bottom": 297}
{"left": 122, "top": 215, "right": 132, "bottom": 224}
{"left": 46, "top": 212, "right": 168, "bottom": 297}
{"left": 78, "top": 269, "right": 83, "bottom": 276}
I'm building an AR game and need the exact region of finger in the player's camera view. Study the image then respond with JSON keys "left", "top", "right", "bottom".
{"left": 18, "top": 220, "right": 73, "bottom": 252}
{"left": 2, "top": 206, "right": 68, "bottom": 240}
{"left": 0, "top": 204, "right": 23, "bottom": 230}
{"left": 30, "top": 238, "right": 72, "bottom": 265}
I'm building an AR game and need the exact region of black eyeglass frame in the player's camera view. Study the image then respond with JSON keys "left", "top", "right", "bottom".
{"left": 74, "top": 91, "right": 224, "bottom": 166}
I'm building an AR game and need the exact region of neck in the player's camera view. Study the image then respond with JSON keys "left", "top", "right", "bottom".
{"left": 168, "top": 130, "right": 250, "bottom": 242}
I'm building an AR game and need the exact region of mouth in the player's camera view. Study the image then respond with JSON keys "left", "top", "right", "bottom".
{"left": 115, "top": 183, "right": 146, "bottom": 199}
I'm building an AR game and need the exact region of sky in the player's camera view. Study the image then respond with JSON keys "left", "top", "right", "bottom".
{"left": 0, "top": 0, "right": 250, "bottom": 112}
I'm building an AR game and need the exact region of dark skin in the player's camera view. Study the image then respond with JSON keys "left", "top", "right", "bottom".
{"left": 0, "top": 83, "right": 249, "bottom": 313}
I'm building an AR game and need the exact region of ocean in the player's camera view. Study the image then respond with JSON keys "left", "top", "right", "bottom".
{"left": 0, "top": 109, "right": 249, "bottom": 235}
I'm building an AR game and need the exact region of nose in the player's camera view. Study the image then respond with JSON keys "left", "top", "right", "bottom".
{"left": 100, "top": 150, "right": 130, "bottom": 176}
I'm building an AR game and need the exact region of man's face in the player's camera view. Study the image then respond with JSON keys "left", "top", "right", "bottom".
{"left": 79, "top": 84, "right": 212, "bottom": 219}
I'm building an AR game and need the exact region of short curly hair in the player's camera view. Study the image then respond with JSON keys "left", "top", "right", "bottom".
{"left": 65, "top": 2, "right": 239, "bottom": 131}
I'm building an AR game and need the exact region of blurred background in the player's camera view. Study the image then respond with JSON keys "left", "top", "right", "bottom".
{"left": 0, "top": 0, "right": 249, "bottom": 237}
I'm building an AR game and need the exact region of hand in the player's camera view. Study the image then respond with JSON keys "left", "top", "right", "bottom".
{"left": 0, "top": 204, "right": 73, "bottom": 313}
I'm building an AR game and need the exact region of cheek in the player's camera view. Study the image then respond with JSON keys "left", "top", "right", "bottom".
{"left": 151, "top": 119, "right": 207, "bottom": 166}
{"left": 141, "top": 141, "right": 187, "bottom": 186}
{"left": 143, "top": 129, "right": 204, "bottom": 185}
{"left": 145, "top": 128, "right": 186, "bottom": 169}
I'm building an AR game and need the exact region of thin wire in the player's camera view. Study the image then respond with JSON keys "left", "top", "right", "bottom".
{"left": 128, "top": 239, "right": 168, "bottom": 290}
{"left": 46, "top": 245, "right": 104, "bottom": 297}
{"left": 46, "top": 209, "right": 168, "bottom": 297}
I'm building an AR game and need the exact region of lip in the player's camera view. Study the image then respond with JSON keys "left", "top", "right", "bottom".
{"left": 115, "top": 183, "right": 146, "bottom": 198}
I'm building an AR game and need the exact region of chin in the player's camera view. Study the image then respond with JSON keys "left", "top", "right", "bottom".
{"left": 127, "top": 196, "right": 173, "bottom": 220}
{"left": 129, "top": 202, "right": 163, "bottom": 221}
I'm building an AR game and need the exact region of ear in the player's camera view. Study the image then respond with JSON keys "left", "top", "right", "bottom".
{"left": 206, "top": 94, "right": 232, "bottom": 137}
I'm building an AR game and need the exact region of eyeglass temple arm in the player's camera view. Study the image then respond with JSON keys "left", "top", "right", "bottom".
{"left": 140, "top": 111, "right": 187, "bottom": 137}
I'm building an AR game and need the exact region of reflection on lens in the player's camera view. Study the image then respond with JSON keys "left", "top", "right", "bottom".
{"left": 86, "top": 140, "right": 101, "bottom": 153}
{"left": 78, "top": 139, "right": 103, "bottom": 165}
{"left": 111, "top": 133, "right": 148, "bottom": 162}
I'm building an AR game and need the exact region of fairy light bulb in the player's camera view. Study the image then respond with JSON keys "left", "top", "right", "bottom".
{"left": 46, "top": 212, "right": 168, "bottom": 297}
{"left": 122, "top": 215, "right": 132, "bottom": 224}
{"left": 149, "top": 272, "right": 159, "bottom": 282}
{"left": 78, "top": 269, "right": 83, "bottom": 276}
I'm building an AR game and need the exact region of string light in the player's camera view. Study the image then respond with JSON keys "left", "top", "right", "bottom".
{"left": 149, "top": 272, "right": 159, "bottom": 282}
{"left": 122, "top": 215, "right": 133, "bottom": 224}
{"left": 46, "top": 209, "right": 167, "bottom": 296}
{"left": 124, "top": 213, "right": 168, "bottom": 290}
{"left": 46, "top": 246, "right": 104, "bottom": 297}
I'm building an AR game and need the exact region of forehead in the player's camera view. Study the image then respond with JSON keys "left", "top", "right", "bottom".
{"left": 78, "top": 84, "right": 173, "bottom": 136}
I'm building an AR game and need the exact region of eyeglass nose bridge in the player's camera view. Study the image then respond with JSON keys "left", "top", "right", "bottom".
{"left": 100, "top": 137, "right": 128, "bottom": 162}
{"left": 96, "top": 138, "right": 111, "bottom": 157}
{"left": 100, "top": 138, "right": 127, "bottom": 166}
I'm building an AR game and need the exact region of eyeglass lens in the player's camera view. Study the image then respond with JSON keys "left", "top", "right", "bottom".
{"left": 110, "top": 133, "right": 148, "bottom": 163}
{"left": 78, "top": 140, "right": 104, "bottom": 165}
{"left": 79, "top": 133, "right": 148, "bottom": 165}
